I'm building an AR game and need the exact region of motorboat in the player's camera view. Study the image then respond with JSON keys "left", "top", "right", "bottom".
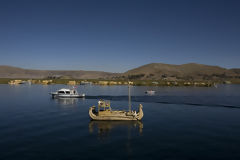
{"left": 145, "top": 90, "right": 156, "bottom": 95}
{"left": 50, "top": 88, "right": 85, "bottom": 98}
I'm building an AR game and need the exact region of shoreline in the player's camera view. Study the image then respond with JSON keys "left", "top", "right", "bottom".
{"left": 1, "top": 78, "right": 240, "bottom": 87}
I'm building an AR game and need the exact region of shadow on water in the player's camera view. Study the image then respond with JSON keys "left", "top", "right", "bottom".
{"left": 89, "top": 120, "right": 143, "bottom": 139}
{"left": 85, "top": 95, "right": 240, "bottom": 109}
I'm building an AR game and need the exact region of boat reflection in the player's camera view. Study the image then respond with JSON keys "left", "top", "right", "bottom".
{"left": 89, "top": 120, "right": 143, "bottom": 139}
{"left": 54, "top": 98, "right": 82, "bottom": 106}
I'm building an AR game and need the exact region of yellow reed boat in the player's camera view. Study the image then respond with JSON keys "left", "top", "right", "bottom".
{"left": 89, "top": 85, "right": 143, "bottom": 121}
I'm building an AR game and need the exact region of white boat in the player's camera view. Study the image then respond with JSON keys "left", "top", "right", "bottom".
{"left": 145, "top": 90, "right": 156, "bottom": 95}
{"left": 50, "top": 88, "right": 85, "bottom": 98}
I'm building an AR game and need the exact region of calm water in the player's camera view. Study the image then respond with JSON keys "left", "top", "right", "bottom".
{"left": 0, "top": 84, "right": 240, "bottom": 160}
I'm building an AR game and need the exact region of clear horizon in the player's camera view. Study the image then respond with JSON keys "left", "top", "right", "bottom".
{"left": 0, "top": 0, "right": 240, "bottom": 72}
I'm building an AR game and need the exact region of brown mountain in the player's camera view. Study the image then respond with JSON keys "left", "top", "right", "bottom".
{"left": 0, "top": 63, "right": 239, "bottom": 80}
{"left": 230, "top": 68, "right": 240, "bottom": 74}
{"left": 124, "top": 63, "right": 239, "bottom": 80}
{"left": 0, "top": 65, "right": 119, "bottom": 79}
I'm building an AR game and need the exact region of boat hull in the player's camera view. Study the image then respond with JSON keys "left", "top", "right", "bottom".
{"left": 51, "top": 93, "right": 85, "bottom": 98}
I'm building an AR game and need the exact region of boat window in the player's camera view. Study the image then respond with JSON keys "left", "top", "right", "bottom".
{"left": 66, "top": 91, "right": 70, "bottom": 94}
{"left": 58, "top": 91, "right": 65, "bottom": 94}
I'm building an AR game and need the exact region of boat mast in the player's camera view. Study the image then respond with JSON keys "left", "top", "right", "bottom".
{"left": 128, "top": 82, "right": 131, "bottom": 113}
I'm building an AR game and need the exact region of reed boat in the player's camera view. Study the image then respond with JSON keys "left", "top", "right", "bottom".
{"left": 89, "top": 101, "right": 143, "bottom": 120}
{"left": 89, "top": 84, "right": 143, "bottom": 121}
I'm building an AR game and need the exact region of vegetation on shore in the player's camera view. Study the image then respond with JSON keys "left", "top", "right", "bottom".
{"left": 1, "top": 63, "right": 240, "bottom": 87}
{"left": 2, "top": 78, "right": 240, "bottom": 87}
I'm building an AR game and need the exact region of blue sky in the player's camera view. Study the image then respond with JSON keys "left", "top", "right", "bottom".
{"left": 0, "top": 0, "right": 240, "bottom": 72}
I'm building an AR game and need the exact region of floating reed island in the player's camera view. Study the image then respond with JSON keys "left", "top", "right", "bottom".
{"left": 2, "top": 78, "right": 238, "bottom": 87}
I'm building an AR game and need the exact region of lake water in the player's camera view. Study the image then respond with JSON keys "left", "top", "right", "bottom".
{"left": 0, "top": 84, "right": 240, "bottom": 160}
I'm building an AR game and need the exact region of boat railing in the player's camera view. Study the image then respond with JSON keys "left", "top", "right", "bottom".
{"left": 98, "top": 100, "right": 111, "bottom": 111}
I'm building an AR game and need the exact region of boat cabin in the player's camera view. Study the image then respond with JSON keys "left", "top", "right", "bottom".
{"left": 97, "top": 100, "right": 112, "bottom": 116}
{"left": 57, "top": 88, "right": 77, "bottom": 95}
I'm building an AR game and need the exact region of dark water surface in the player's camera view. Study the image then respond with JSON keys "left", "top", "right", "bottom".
{"left": 0, "top": 84, "right": 240, "bottom": 160}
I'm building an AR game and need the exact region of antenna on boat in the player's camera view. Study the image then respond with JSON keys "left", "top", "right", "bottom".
{"left": 128, "top": 81, "right": 131, "bottom": 113}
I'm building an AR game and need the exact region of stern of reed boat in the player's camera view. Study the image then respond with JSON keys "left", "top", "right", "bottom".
{"left": 137, "top": 104, "right": 144, "bottom": 120}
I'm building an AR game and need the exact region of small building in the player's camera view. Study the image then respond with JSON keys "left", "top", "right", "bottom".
{"left": 152, "top": 81, "right": 159, "bottom": 85}
{"left": 30, "top": 80, "right": 37, "bottom": 84}
{"left": 109, "top": 81, "right": 118, "bottom": 85}
{"left": 80, "top": 81, "right": 92, "bottom": 85}
{"left": 194, "top": 82, "right": 199, "bottom": 86}
{"left": 123, "top": 82, "right": 128, "bottom": 85}
{"left": 8, "top": 80, "right": 23, "bottom": 85}
{"left": 128, "top": 81, "right": 134, "bottom": 85}
{"left": 42, "top": 80, "right": 53, "bottom": 85}
{"left": 98, "top": 81, "right": 109, "bottom": 85}
{"left": 68, "top": 81, "right": 77, "bottom": 85}
{"left": 184, "top": 82, "right": 191, "bottom": 86}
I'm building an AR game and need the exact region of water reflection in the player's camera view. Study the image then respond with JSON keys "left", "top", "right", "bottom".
{"left": 53, "top": 98, "right": 80, "bottom": 106}
{"left": 89, "top": 121, "right": 143, "bottom": 139}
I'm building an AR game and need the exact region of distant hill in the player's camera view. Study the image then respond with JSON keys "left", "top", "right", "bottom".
{"left": 0, "top": 65, "right": 119, "bottom": 79}
{"left": 123, "top": 63, "right": 240, "bottom": 80}
{"left": 0, "top": 63, "right": 240, "bottom": 81}
{"left": 230, "top": 68, "right": 240, "bottom": 74}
